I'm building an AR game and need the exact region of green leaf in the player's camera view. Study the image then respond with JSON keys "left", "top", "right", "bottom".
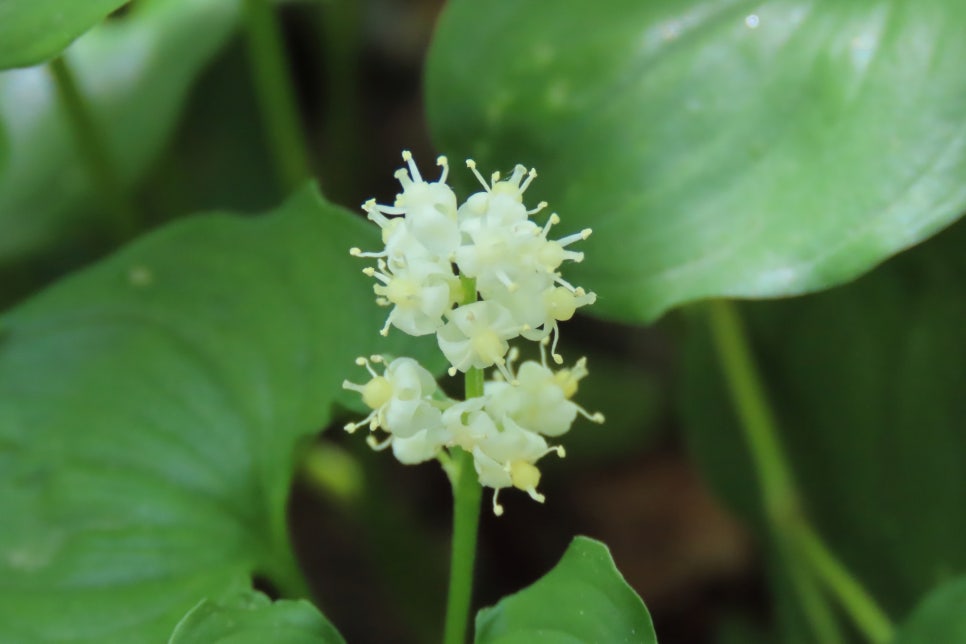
{"left": 679, "top": 217, "right": 966, "bottom": 620}
{"left": 0, "top": 0, "right": 128, "bottom": 70}
{"left": 475, "top": 536, "right": 656, "bottom": 643}
{"left": 168, "top": 588, "right": 345, "bottom": 644}
{"left": 426, "top": 0, "right": 966, "bottom": 323}
{"left": 0, "top": 0, "right": 240, "bottom": 266}
{"left": 892, "top": 577, "right": 966, "bottom": 643}
{"left": 0, "top": 186, "right": 434, "bottom": 642}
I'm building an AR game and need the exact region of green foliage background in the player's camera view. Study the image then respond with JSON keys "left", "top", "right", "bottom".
{"left": 1, "top": 0, "right": 964, "bottom": 641}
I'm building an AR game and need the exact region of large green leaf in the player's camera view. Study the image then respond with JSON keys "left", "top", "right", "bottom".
{"left": 679, "top": 217, "right": 966, "bottom": 621}
{"left": 168, "top": 588, "right": 345, "bottom": 644}
{"left": 426, "top": 0, "right": 966, "bottom": 323}
{"left": 0, "top": 186, "right": 433, "bottom": 642}
{"left": 0, "top": 0, "right": 127, "bottom": 70}
{"left": 475, "top": 536, "right": 656, "bottom": 643}
{"left": 892, "top": 577, "right": 966, "bottom": 644}
{"left": 0, "top": 0, "right": 240, "bottom": 266}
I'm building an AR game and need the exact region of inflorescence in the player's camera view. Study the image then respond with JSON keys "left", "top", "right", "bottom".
{"left": 343, "top": 151, "right": 602, "bottom": 515}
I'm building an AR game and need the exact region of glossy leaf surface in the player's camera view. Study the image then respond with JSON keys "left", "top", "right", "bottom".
{"left": 0, "top": 187, "right": 432, "bottom": 642}
{"left": 427, "top": 0, "right": 966, "bottom": 322}
{"left": 0, "top": 0, "right": 240, "bottom": 266}
{"left": 475, "top": 536, "right": 656, "bottom": 643}
{"left": 169, "top": 589, "right": 345, "bottom": 644}
{"left": 0, "top": 0, "right": 127, "bottom": 69}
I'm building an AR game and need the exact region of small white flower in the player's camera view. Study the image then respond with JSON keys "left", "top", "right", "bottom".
{"left": 342, "top": 356, "right": 443, "bottom": 439}
{"left": 486, "top": 348, "right": 604, "bottom": 438}
{"left": 471, "top": 415, "right": 564, "bottom": 516}
{"left": 437, "top": 301, "right": 521, "bottom": 379}
{"left": 391, "top": 425, "right": 450, "bottom": 464}
{"left": 358, "top": 151, "right": 460, "bottom": 261}
{"left": 364, "top": 256, "right": 459, "bottom": 337}
{"left": 441, "top": 397, "right": 498, "bottom": 451}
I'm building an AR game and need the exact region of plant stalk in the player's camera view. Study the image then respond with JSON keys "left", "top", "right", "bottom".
{"left": 442, "top": 367, "right": 484, "bottom": 644}
{"left": 706, "top": 299, "right": 893, "bottom": 643}
{"left": 242, "top": 0, "right": 312, "bottom": 193}
{"left": 49, "top": 56, "right": 138, "bottom": 240}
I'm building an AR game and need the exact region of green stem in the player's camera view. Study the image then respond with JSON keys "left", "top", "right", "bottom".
{"left": 706, "top": 299, "right": 892, "bottom": 643}
{"left": 49, "top": 56, "right": 138, "bottom": 240}
{"left": 242, "top": 0, "right": 312, "bottom": 193}
{"left": 778, "top": 532, "right": 845, "bottom": 644}
{"left": 706, "top": 299, "right": 795, "bottom": 524}
{"left": 442, "top": 367, "right": 484, "bottom": 644}
{"left": 798, "top": 526, "right": 894, "bottom": 643}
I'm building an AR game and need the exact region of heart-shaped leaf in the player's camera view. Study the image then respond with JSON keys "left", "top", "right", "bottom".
{"left": 0, "top": 186, "right": 435, "bottom": 642}
{"left": 0, "top": 0, "right": 128, "bottom": 70}
{"left": 168, "top": 588, "right": 345, "bottom": 644}
{"left": 0, "top": 0, "right": 240, "bottom": 266}
{"left": 426, "top": 0, "right": 966, "bottom": 323}
{"left": 475, "top": 536, "right": 656, "bottom": 643}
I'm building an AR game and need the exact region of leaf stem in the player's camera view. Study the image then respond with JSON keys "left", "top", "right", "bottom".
{"left": 49, "top": 56, "right": 138, "bottom": 240}
{"left": 442, "top": 367, "right": 484, "bottom": 644}
{"left": 797, "top": 525, "right": 894, "bottom": 643}
{"left": 242, "top": 0, "right": 312, "bottom": 193}
{"left": 706, "top": 299, "right": 893, "bottom": 643}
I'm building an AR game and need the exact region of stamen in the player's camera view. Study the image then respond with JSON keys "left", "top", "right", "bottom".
{"left": 538, "top": 336, "right": 550, "bottom": 368}
{"left": 367, "top": 434, "right": 393, "bottom": 451}
{"left": 437, "top": 155, "right": 449, "bottom": 183}
{"left": 466, "top": 159, "right": 490, "bottom": 191}
{"left": 401, "top": 150, "right": 421, "bottom": 183}
{"left": 550, "top": 322, "right": 563, "bottom": 364}
{"left": 541, "top": 213, "right": 561, "bottom": 236}
{"left": 528, "top": 201, "right": 548, "bottom": 216}
{"left": 519, "top": 168, "right": 537, "bottom": 193}
{"left": 494, "top": 360, "right": 518, "bottom": 385}
{"left": 575, "top": 404, "right": 605, "bottom": 423}
{"left": 354, "top": 356, "right": 380, "bottom": 378}
{"left": 492, "top": 489, "right": 505, "bottom": 516}
{"left": 352, "top": 248, "right": 388, "bottom": 259}
{"left": 555, "top": 229, "right": 590, "bottom": 247}
{"left": 554, "top": 275, "right": 578, "bottom": 293}
{"left": 525, "top": 486, "right": 546, "bottom": 503}
{"left": 348, "top": 409, "right": 378, "bottom": 432}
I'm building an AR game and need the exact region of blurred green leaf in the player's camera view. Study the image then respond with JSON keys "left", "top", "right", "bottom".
{"left": 0, "top": 0, "right": 240, "bottom": 266}
{"left": 892, "top": 577, "right": 966, "bottom": 643}
{"left": 0, "top": 0, "right": 127, "bottom": 70}
{"left": 426, "top": 0, "right": 966, "bottom": 323}
{"left": 0, "top": 186, "right": 435, "bottom": 642}
{"left": 680, "top": 218, "right": 966, "bottom": 621}
{"left": 475, "top": 536, "right": 656, "bottom": 643}
{"left": 558, "top": 349, "right": 663, "bottom": 467}
{"left": 169, "top": 588, "right": 345, "bottom": 644}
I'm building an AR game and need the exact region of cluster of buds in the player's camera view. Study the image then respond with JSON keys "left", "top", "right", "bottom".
{"left": 344, "top": 151, "right": 602, "bottom": 514}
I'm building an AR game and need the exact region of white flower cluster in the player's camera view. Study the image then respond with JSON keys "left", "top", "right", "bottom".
{"left": 344, "top": 151, "right": 602, "bottom": 515}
